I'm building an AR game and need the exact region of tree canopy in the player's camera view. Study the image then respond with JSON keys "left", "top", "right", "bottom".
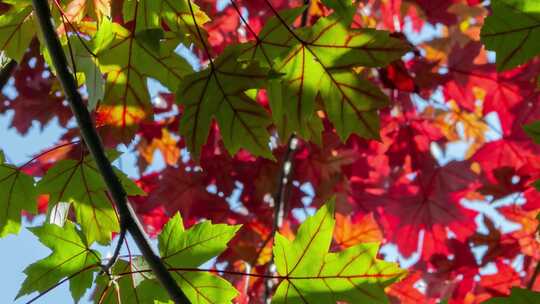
{"left": 2, "top": 0, "right": 540, "bottom": 303}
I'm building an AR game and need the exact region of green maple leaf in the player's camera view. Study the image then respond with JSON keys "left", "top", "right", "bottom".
{"left": 0, "top": 4, "right": 35, "bottom": 62}
{"left": 0, "top": 158, "right": 37, "bottom": 237}
{"left": 177, "top": 45, "right": 275, "bottom": 159}
{"left": 123, "top": 0, "right": 210, "bottom": 46}
{"left": 481, "top": 0, "right": 540, "bottom": 71}
{"left": 482, "top": 287, "right": 540, "bottom": 303}
{"left": 17, "top": 221, "right": 101, "bottom": 302}
{"left": 37, "top": 152, "right": 144, "bottom": 245}
{"left": 272, "top": 200, "right": 406, "bottom": 303}
{"left": 155, "top": 213, "right": 240, "bottom": 303}
{"left": 95, "top": 19, "right": 192, "bottom": 141}
{"left": 270, "top": 16, "right": 408, "bottom": 140}
{"left": 97, "top": 213, "right": 241, "bottom": 303}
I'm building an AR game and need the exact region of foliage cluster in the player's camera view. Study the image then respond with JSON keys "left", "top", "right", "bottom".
{"left": 2, "top": 0, "right": 540, "bottom": 303}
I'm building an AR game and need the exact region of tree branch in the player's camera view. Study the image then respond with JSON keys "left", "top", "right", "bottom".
{"left": 528, "top": 259, "right": 540, "bottom": 290}
{"left": 0, "top": 59, "right": 16, "bottom": 92}
{"left": 264, "top": 134, "right": 299, "bottom": 302}
{"left": 30, "top": 1, "right": 190, "bottom": 303}
{"left": 100, "top": 229, "right": 127, "bottom": 276}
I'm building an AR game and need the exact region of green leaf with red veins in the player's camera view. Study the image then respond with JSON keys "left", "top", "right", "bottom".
{"left": 16, "top": 221, "right": 101, "bottom": 303}
{"left": 272, "top": 200, "right": 406, "bottom": 303}
{"left": 177, "top": 45, "right": 274, "bottom": 159}
{"left": 270, "top": 16, "right": 409, "bottom": 140}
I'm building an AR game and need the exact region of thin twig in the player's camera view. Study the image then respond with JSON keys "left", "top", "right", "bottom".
{"left": 264, "top": 134, "right": 299, "bottom": 302}
{"left": 100, "top": 228, "right": 127, "bottom": 276}
{"left": 30, "top": 1, "right": 190, "bottom": 303}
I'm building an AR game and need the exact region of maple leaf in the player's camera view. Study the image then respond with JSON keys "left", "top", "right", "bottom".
{"left": 94, "top": 18, "right": 191, "bottom": 141}
{"left": 16, "top": 221, "right": 101, "bottom": 302}
{"left": 0, "top": 3, "right": 34, "bottom": 62}
{"left": 272, "top": 200, "right": 406, "bottom": 303}
{"left": 113, "top": 212, "right": 241, "bottom": 303}
{"left": 354, "top": 160, "right": 478, "bottom": 259}
{"left": 7, "top": 42, "right": 72, "bottom": 134}
{"left": 177, "top": 45, "right": 274, "bottom": 159}
{"left": 481, "top": 0, "right": 540, "bottom": 71}
{"left": 37, "top": 152, "right": 144, "bottom": 245}
{"left": 269, "top": 15, "right": 409, "bottom": 140}
{"left": 0, "top": 158, "right": 37, "bottom": 237}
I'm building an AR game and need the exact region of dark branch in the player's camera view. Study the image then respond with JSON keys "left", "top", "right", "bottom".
{"left": 0, "top": 59, "right": 16, "bottom": 92}
{"left": 30, "top": 1, "right": 190, "bottom": 303}
{"left": 528, "top": 259, "right": 540, "bottom": 290}
{"left": 100, "top": 229, "right": 127, "bottom": 276}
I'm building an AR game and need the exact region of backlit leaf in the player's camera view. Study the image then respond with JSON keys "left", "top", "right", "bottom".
{"left": 17, "top": 221, "right": 101, "bottom": 302}
{"left": 177, "top": 45, "right": 274, "bottom": 159}
{"left": 481, "top": 0, "right": 540, "bottom": 71}
{"left": 270, "top": 16, "right": 408, "bottom": 140}
{"left": 37, "top": 153, "right": 144, "bottom": 245}
{"left": 272, "top": 200, "right": 406, "bottom": 303}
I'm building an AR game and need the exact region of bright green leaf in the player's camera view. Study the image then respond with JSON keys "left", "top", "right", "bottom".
{"left": 139, "top": 212, "right": 240, "bottom": 303}
{"left": 37, "top": 153, "right": 144, "bottom": 245}
{"left": 272, "top": 200, "right": 406, "bottom": 303}
{"left": 481, "top": 0, "right": 540, "bottom": 71}
{"left": 482, "top": 287, "right": 540, "bottom": 303}
{"left": 270, "top": 17, "right": 408, "bottom": 140}
{"left": 0, "top": 5, "right": 34, "bottom": 62}
{"left": 159, "top": 213, "right": 241, "bottom": 268}
{"left": 0, "top": 160, "right": 37, "bottom": 237}
{"left": 177, "top": 45, "right": 274, "bottom": 159}
{"left": 17, "top": 221, "right": 101, "bottom": 302}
